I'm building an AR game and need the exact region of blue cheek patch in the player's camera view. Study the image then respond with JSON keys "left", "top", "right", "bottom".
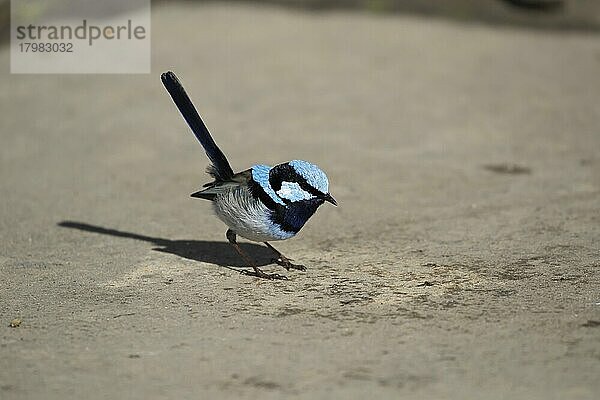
{"left": 277, "top": 181, "right": 314, "bottom": 202}
{"left": 251, "top": 165, "right": 286, "bottom": 206}
{"left": 289, "top": 160, "right": 329, "bottom": 194}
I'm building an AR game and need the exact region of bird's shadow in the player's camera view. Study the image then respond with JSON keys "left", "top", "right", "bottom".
{"left": 58, "top": 221, "right": 277, "bottom": 271}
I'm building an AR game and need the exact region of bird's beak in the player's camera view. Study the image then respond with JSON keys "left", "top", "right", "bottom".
{"left": 323, "top": 193, "right": 338, "bottom": 206}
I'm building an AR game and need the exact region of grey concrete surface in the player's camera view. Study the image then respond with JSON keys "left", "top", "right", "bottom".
{"left": 1, "top": 2, "right": 599, "bottom": 399}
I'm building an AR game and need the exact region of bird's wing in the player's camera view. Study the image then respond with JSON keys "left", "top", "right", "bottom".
{"left": 190, "top": 170, "right": 251, "bottom": 200}
{"left": 161, "top": 71, "right": 234, "bottom": 181}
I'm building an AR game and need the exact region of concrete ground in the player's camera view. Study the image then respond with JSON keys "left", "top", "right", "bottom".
{"left": 1, "top": 2, "right": 599, "bottom": 399}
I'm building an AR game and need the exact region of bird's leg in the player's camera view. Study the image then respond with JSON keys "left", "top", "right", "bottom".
{"left": 264, "top": 242, "right": 306, "bottom": 272}
{"left": 226, "top": 230, "right": 288, "bottom": 280}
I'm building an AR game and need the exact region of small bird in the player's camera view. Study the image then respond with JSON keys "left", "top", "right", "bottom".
{"left": 161, "top": 71, "right": 337, "bottom": 280}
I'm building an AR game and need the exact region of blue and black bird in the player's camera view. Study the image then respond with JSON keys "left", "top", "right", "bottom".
{"left": 161, "top": 71, "right": 337, "bottom": 280}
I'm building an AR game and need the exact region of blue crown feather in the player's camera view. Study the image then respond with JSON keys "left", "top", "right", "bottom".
{"left": 289, "top": 160, "right": 329, "bottom": 194}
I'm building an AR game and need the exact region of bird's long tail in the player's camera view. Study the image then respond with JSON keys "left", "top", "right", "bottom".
{"left": 161, "top": 71, "right": 234, "bottom": 181}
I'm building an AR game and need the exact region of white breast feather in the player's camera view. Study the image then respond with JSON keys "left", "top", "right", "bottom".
{"left": 212, "top": 185, "right": 294, "bottom": 242}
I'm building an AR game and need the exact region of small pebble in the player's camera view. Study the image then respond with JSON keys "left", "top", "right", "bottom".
{"left": 9, "top": 319, "right": 21, "bottom": 328}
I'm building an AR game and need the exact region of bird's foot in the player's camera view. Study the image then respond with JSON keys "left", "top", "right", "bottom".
{"left": 240, "top": 268, "right": 289, "bottom": 280}
{"left": 273, "top": 256, "right": 307, "bottom": 272}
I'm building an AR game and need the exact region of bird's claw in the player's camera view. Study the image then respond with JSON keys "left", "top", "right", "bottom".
{"left": 240, "top": 269, "right": 289, "bottom": 280}
{"left": 273, "top": 257, "right": 307, "bottom": 272}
